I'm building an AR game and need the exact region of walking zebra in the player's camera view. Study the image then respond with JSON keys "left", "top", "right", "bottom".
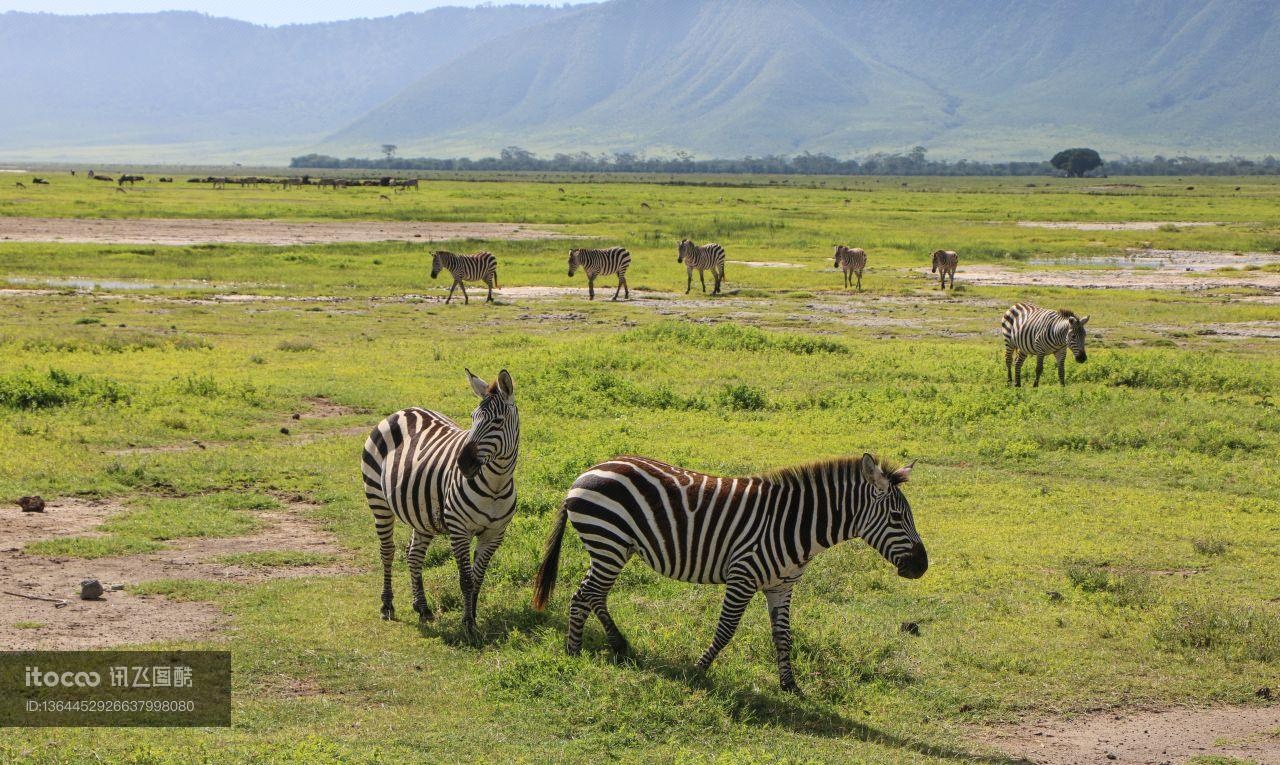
{"left": 362, "top": 370, "right": 519, "bottom": 640}
{"left": 833, "top": 245, "right": 867, "bottom": 290}
{"left": 532, "top": 453, "right": 927, "bottom": 692}
{"left": 1002, "top": 303, "right": 1090, "bottom": 387}
{"left": 568, "top": 247, "right": 631, "bottom": 301}
{"left": 678, "top": 239, "right": 726, "bottom": 295}
{"left": 931, "top": 249, "right": 958, "bottom": 289}
{"left": 431, "top": 250, "right": 499, "bottom": 304}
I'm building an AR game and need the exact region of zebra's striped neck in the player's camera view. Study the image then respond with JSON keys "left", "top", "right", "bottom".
{"left": 755, "top": 459, "right": 865, "bottom": 556}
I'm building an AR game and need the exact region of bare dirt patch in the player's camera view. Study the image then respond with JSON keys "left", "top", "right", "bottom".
{"left": 0, "top": 499, "right": 350, "bottom": 649}
{"left": 0, "top": 217, "right": 566, "bottom": 246}
{"left": 726, "top": 260, "right": 805, "bottom": 269}
{"left": 983, "top": 705, "right": 1280, "bottom": 764}
{"left": 1016, "top": 221, "right": 1222, "bottom": 231}
{"left": 1198, "top": 321, "right": 1280, "bottom": 339}
{"left": 2, "top": 498, "right": 118, "bottom": 547}
{"left": 939, "top": 264, "right": 1280, "bottom": 292}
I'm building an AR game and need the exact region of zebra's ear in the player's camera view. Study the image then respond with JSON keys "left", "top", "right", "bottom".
{"left": 860, "top": 453, "right": 890, "bottom": 493}
{"left": 1079, "top": 315, "right": 1090, "bottom": 326}
{"left": 465, "top": 368, "right": 489, "bottom": 398}
{"left": 496, "top": 369, "right": 515, "bottom": 398}
{"left": 891, "top": 460, "right": 916, "bottom": 485}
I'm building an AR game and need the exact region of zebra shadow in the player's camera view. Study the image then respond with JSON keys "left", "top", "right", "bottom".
{"left": 409, "top": 595, "right": 564, "bottom": 648}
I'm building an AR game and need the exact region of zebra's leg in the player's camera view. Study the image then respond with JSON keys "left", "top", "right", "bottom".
{"left": 1056, "top": 348, "right": 1067, "bottom": 386}
{"left": 1014, "top": 350, "right": 1027, "bottom": 387}
{"left": 686, "top": 267, "right": 693, "bottom": 294}
{"left": 406, "top": 528, "right": 435, "bottom": 622}
{"left": 699, "top": 269, "right": 707, "bottom": 293}
{"left": 446, "top": 280, "right": 458, "bottom": 305}
{"left": 695, "top": 576, "right": 757, "bottom": 671}
{"left": 587, "top": 274, "right": 596, "bottom": 301}
{"left": 856, "top": 270, "right": 863, "bottom": 291}
{"left": 1005, "top": 346, "right": 1015, "bottom": 385}
{"left": 567, "top": 551, "right": 628, "bottom": 656}
{"left": 464, "top": 528, "right": 505, "bottom": 638}
{"left": 1033, "top": 355, "right": 1045, "bottom": 387}
{"left": 764, "top": 584, "right": 799, "bottom": 693}
{"left": 373, "top": 508, "right": 397, "bottom": 620}
{"left": 611, "top": 276, "right": 622, "bottom": 301}
{"left": 713, "top": 268, "right": 723, "bottom": 295}
{"left": 620, "top": 274, "right": 629, "bottom": 300}
{"left": 447, "top": 530, "right": 477, "bottom": 642}
{"left": 459, "top": 281, "right": 470, "bottom": 305}
{"left": 486, "top": 278, "right": 494, "bottom": 303}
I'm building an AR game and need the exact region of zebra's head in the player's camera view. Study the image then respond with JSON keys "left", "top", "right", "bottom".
{"left": 457, "top": 369, "right": 519, "bottom": 479}
{"left": 855, "top": 454, "right": 927, "bottom": 580}
{"left": 429, "top": 251, "right": 449, "bottom": 279}
{"left": 677, "top": 239, "right": 692, "bottom": 263}
{"left": 930, "top": 250, "right": 944, "bottom": 272}
{"left": 567, "top": 249, "right": 581, "bottom": 277}
{"left": 1064, "top": 312, "right": 1090, "bottom": 363}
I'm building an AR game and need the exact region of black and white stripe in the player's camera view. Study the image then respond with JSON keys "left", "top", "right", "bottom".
{"left": 362, "top": 370, "right": 519, "bottom": 639}
{"left": 833, "top": 245, "right": 868, "bottom": 290}
{"left": 678, "top": 239, "right": 727, "bottom": 295}
{"left": 930, "top": 249, "right": 958, "bottom": 289}
{"left": 532, "top": 453, "right": 926, "bottom": 692}
{"left": 431, "top": 250, "right": 499, "bottom": 304}
{"left": 1002, "top": 303, "right": 1090, "bottom": 387}
{"left": 568, "top": 247, "right": 632, "bottom": 301}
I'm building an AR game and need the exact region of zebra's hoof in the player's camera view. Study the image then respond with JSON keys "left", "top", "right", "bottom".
{"left": 780, "top": 680, "right": 803, "bottom": 695}
{"left": 414, "top": 601, "right": 434, "bottom": 622}
{"left": 381, "top": 606, "right": 395, "bottom": 621}
{"left": 607, "top": 636, "right": 631, "bottom": 657}
{"left": 565, "top": 642, "right": 582, "bottom": 657}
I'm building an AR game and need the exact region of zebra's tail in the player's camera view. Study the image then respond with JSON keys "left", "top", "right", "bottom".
{"left": 531, "top": 503, "right": 568, "bottom": 611}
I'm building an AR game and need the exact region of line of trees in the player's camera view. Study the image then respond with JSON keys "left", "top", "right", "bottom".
{"left": 291, "top": 146, "right": 1280, "bottom": 176}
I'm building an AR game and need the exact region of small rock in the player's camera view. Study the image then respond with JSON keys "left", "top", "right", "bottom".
{"left": 280, "top": 427, "right": 291, "bottom": 435}
{"left": 192, "top": 440, "right": 206, "bottom": 450}
{"left": 1106, "top": 753, "right": 1117, "bottom": 760}
{"left": 900, "top": 621, "right": 920, "bottom": 636}
{"left": 109, "top": 584, "right": 125, "bottom": 591}
{"left": 291, "top": 413, "right": 301, "bottom": 420}
{"left": 18, "top": 496, "right": 45, "bottom": 513}
{"left": 1258, "top": 686, "right": 1274, "bottom": 700}
{"left": 79, "top": 578, "right": 104, "bottom": 600}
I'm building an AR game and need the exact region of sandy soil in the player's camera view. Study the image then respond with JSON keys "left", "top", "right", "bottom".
{"left": 936, "top": 264, "right": 1280, "bottom": 292}
{"left": 726, "top": 260, "right": 805, "bottom": 269}
{"left": 1016, "top": 221, "right": 1222, "bottom": 231}
{"left": 0, "top": 217, "right": 565, "bottom": 246}
{"left": 984, "top": 705, "right": 1280, "bottom": 764}
{"left": 0, "top": 497, "right": 349, "bottom": 650}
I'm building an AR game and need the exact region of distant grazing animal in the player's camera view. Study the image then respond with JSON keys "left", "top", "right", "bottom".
{"left": 930, "top": 250, "right": 958, "bottom": 289}
{"left": 70, "top": 170, "right": 76, "bottom": 176}
{"left": 31, "top": 177, "right": 49, "bottom": 185}
{"left": 92, "top": 175, "right": 114, "bottom": 182}
{"left": 431, "top": 250, "right": 499, "bottom": 304}
{"left": 833, "top": 245, "right": 867, "bottom": 290}
{"left": 568, "top": 247, "right": 631, "bottom": 301}
{"left": 117, "top": 175, "right": 144, "bottom": 186}
{"left": 1002, "top": 303, "right": 1090, "bottom": 387}
{"left": 639, "top": 202, "right": 650, "bottom": 210}
{"left": 677, "top": 239, "right": 726, "bottom": 295}
{"left": 392, "top": 179, "right": 418, "bottom": 192}
{"left": 362, "top": 369, "right": 519, "bottom": 639}
{"left": 158, "top": 177, "right": 173, "bottom": 183}
{"left": 14, "top": 182, "right": 25, "bottom": 189}
{"left": 532, "top": 453, "right": 926, "bottom": 693}
{"left": 115, "top": 187, "right": 126, "bottom": 194}
{"left": 379, "top": 194, "right": 391, "bottom": 202}
{"left": 557, "top": 187, "right": 565, "bottom": 194}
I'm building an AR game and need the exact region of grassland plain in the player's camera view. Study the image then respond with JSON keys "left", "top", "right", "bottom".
{"left": 0, "top": 176, "right": 1277, "bottom": 764}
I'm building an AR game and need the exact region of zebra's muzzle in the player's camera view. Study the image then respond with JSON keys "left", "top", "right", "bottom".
{"left": 896, "top": 544, "right": 928, "bottom": 579}
{"left": 1075, "top": 351, "right": 1087, "bottom": 363}
{"left": 457, "top": 443, "right": 483, "bottom": 478}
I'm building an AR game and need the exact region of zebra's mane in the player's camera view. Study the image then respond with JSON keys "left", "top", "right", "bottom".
{"left": 756, "top": 455, "right": 904, "bottom": 486}
{"left": 1057, "top": 308, "right": 1079, "bottom": 319}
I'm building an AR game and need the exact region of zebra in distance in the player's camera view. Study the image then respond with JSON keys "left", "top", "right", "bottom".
{"left": 1002, "top": 303, "right": 1090, "bottom": 387}
{"left": 833, "top": 245, "right": 867, "bottom": 290}
{"left": 532, "top": 453, "right": 927, "bottom": 692}
{"left": 678, "top": 239, "right": 726, "bottom": 295}
{"left": 362, "top": 370, "right": 519, "bottom": 639}
{"left": 931, "top": 249, "right": 958, "bottom": 289}
{"left": 431, "top": 250, "right": 499, "bottom": 304}
{"left": 568, "top": 247, "right": 632, "bottom": 301}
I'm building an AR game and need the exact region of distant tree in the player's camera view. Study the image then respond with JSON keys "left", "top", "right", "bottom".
{"left": 1051, "top": 148, "right": 1103, "bottom": 177}
{"left": 381, "top": 144, "right": 398, "bottom": 162}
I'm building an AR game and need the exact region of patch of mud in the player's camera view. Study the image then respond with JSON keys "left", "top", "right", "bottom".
{"left": 0, "top": 217, "right": 565, "bottom": 246}
{"left": 726, "top": 260, "right": 805, "bottom": 269}
{"left": 1016, "top": 221, "right": 1221, "bottom": 231}
{"left": 939, "top": 265, "right": 1280, "bottom": 292}
{"left": 0, "top": 499, "right": 350, "bottom": 649}
{"left": 984, "top": 705, "right": 1280, "bottom": 764}
{"left": 1030, "top": 249, "right": 1280, "bottom": 272}
{"left": 1197, "top": 321, "right": 1280, "bottom": 339}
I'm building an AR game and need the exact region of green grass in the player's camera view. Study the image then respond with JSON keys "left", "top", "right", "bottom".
{"left": 0, "top": 174, "right": 1278, "bottom": 763}
{"left": 214, "top": 551, "right": 338, "bottom": 568}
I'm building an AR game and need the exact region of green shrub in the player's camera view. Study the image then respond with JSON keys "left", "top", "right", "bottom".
{"left": 0, "top": 368, "right": 130, "bottom": 410}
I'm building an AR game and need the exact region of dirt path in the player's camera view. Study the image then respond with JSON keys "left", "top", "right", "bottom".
{"left": 0, "top": 217, "right": 566, "bottom": 246}
{"left": 0, "top": 497, "right": 350, "bottom": 649}
{"left": 1016, "top": 221, "right": 1223, "bottom": 231}
{"left": 938, "top": 264, "right": 1280, "bottom": 292}
{"left": 984, "top": 705, "right": 1280, "bottom": 764}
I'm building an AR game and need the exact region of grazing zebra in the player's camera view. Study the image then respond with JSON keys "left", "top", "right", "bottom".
{"left": 568, "top": 247, "right": 631, "bottom": 301}
{"left": 362, "top": 369, "right": 519, "bottom": 639}
{"left": 431, "top": 250, "right": 499, "bottom": 304}
{"left": 833, "top": 245, "right": 867, "bottom": 290}
{"left": 532, "top": 453, "right": 927, "bottom": 692}
{"left": 677, "top": 239, "right": 726, "bottom": 295}
{"left": 1002, "top": 303, "right": 1090, "bottom": 387}
{"left": 931, "top": 250, "right": 958, "bottom": 289}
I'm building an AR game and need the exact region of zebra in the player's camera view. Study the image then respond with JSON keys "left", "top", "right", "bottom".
{"left": 431, "top": 250, "right": 499, "bottom": 304}
{"left": 833, "top": 245, "right": 867, "bottom": 290}
{"left": 568, "top": 247, "right": 631, "bottom": 301}
{"left": 931, "top": 250, "right": 958, "bottom": 289}
{"left": 678, "top": 239, "right": 726, "bottom": 295}
{"left": 362, "top": 369, "right": 519, "bottom": 640}
{"left": 532, "top": 452, "right": 927, "bottom": 693}
{"left": 1002, "top": 303, "right": 1090, "bottom": 387}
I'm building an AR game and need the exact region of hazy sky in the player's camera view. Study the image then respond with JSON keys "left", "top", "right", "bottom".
{"left": 0, "top": 1, "right": 598, "bottom": 26}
